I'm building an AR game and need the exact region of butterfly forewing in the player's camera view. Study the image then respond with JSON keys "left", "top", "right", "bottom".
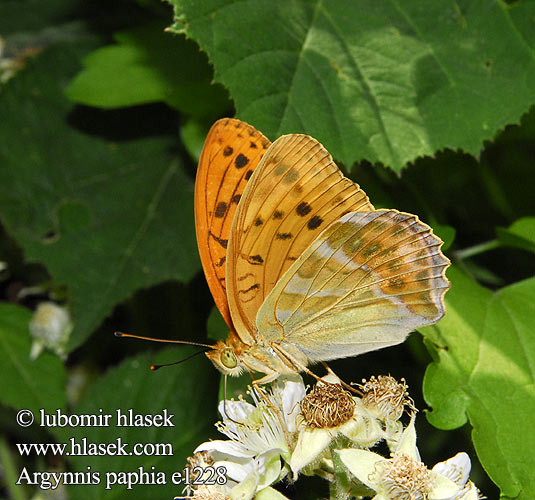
{"left": 256, "top": 210, "right": 450, "bottom": 362}
{"left": 227, "top": 134, "right": 374, "bottom": 340}
{"left": 195, "top": 118, "right": 271, "bottom": 328}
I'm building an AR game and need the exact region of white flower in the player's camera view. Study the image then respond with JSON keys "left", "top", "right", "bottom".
{"left": 290, "top": 374, "right": 383, "bottom": 477}
{"left": 337, "top": 417, "right": 462, "bottom": 500}
{"left": 195, "top": 375, "right": 305, "bottom": 500}
{"left": 29, "top": 302, "right": 72, "bottom": 360}
{"left": 360, "top": 375, "right": 415, "bottom": 423}
{"left": 432, "top": 452, "right": 481, "bottom": 500}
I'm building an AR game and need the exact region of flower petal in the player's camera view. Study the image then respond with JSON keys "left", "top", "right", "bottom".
{"left": 275, "top": 375, "right": 306, "bottom": 432}
{"left": 195, "top": 439, "right": 254, "bottom": 459}
{"left": 257, "top": 449, "right": 283, "bottom": 489}
{"left": 428, "top": 471, "right": 462, "bottom": 500}
{"left": 336, "top": 449, "right": 385, "bottom": 489}
{"left": 459, "top": 482, "right": 480, "bottom": 500}
{"left": 432, "top": 452, "right": 471, "bottom": 487}
{"left": 230, "top": 471, "right": 259, "bottom": 500}
{"left": 339, "top": 406, "right": 383, "bottom": 447}
{"left": 219, "top": 399, "right": 257, "bottom": 423}
{"left": 255, "top": 486, "right": 291, "bottom": 500}
{"left": 394, "top": 415, "right": 420, "bottom": 460}
{"left": 215, "top": 459, "right": 253, "bottom": 482}
{"left": 290, "top": 427, "right": 332, "bottom": 476}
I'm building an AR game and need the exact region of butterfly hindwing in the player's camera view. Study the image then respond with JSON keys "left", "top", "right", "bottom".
{"left": 195, "top": 118, "right": 270, "bottom": 328}
{"left": 256, "top": 210, "right": 450, "bottom": 362}
{"left": 227, "top": 134, "right": 374, "bottom": 341}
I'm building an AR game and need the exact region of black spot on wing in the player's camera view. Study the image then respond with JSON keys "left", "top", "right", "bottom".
{"left": 307, "top": 215, "right": 323, "bottom": 230}
{"left": 245, "top": 169, "right": 254, "bottom": 180}
{"left": 231, "top": 194, "right": 241, "bottom": 204}
{"left": 276, "top": 233, "right": 293, "bottom": 240}
{"left": 223, "top": 146, "right": 233, "bottom": 156}
{"left": 248, "top": 254, "right": 264, "bottom": 265}
{"left": 235, "top": 154, "right": 249, "bottom": 168}
{"left": 239, "top": 283, "right": 260, "bottom": 295}
{"left": 296, "top": 202, "right": 312, "bottom": 216}
{"left": 273, "top": 210, "right": 284, "bottom": 219}
{"left": 215, "top": 201, "right": 227, "bottom": 218}
{"left": 210, "top": 233, "right": 228, "bottom": 249}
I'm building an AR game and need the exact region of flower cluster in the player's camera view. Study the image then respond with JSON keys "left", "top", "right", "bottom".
{"left": 182, "top": 374, "right": 480, "bottom": 500}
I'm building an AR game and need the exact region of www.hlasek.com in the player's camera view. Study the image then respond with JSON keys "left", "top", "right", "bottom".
{"left": 15, "top": 408, "right": 227, "bottom": 491}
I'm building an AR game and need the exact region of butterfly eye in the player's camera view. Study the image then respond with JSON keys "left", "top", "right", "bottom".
{"left": 221, "top": 348, "right": 238, "bottom": 369}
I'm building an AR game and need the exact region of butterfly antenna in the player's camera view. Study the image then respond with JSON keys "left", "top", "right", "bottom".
{"left": 114, "top": 331, "right": 214, "bottom": 350}
{"left": 151, "top": 349, "right": 207, "bottom": 371}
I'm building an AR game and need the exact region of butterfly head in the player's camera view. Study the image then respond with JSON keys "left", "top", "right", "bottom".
{"left": 205, "top": 332, "right": 246, "bottom": 377}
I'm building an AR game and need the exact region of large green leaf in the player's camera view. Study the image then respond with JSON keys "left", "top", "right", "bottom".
{"left": 66, "top": 24, "right": 230, "bottom": 117}
{"left": 170, "top": 0, "right": 535, "bottom": 172}
{"left": 421, "top": 267, "right": 535, "bottom": 499}
{"left": 53, "top": 347, "right": 218, "bottom": 499}
{"left": 0, "top": 43, "right": 199, "bottom": 350}
{"left": 0, "top": 303, "right": 66, "bottom": 413}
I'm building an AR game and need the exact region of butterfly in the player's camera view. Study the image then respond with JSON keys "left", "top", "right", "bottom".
{"left": 195, "top": 118, "right": 450, "bottom": 384}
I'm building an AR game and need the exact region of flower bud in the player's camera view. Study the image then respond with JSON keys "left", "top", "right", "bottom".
{"left": 29, "top": 302, "right": 72, "bottom": 360}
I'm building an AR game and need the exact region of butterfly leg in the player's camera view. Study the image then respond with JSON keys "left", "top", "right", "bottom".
{"left": 251, "top": 371, "right": 281, "bottom": 386}
{"left": 320, "top": 361, "right": 362, "bottom": 396}
{"left": 269, "top": 343, "right": 326, "bottom": 383}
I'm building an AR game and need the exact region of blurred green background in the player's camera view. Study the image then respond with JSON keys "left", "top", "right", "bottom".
{"left": 1, "top": 0, "right": 534, "bottom": 498}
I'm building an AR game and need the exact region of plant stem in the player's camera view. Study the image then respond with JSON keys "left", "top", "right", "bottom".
{"left": 331, "top": 450, "right": 351, "bottom": 500}
{"left": 453, "top": 239, "right": 500, "bottom": 260}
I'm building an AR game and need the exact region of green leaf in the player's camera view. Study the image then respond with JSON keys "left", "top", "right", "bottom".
{"left": 431, "top": 224, "right": 455, "bottom": 252}
{"left": 66, "top": 23, "right": 230, "bottom": 117}
{"left": 53, "top": 347, "right": 218, "bottom": 499}
{"left": 206, "top": 306, "right": 228, "bottom": 343}
{"left": 180, "top": 116, "right": 212, "bottom": 162}
{"left": 421, "top": 267, "right": 535, "bottom": 499}
{"left": 496, "top": 217, "right": 535, "bottom": 253}
{"left": 0, "top": 43, "right": 200, "bottom": 350}
{"left": 0, "top": 303, "right": 66, "bottom": 413}
{"left": 170, "top": 0, "right": 535, "bottom": 171}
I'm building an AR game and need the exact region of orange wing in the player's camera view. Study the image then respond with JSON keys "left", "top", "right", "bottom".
{"left": 194, "top": 118, "right": 271, "bottom": 327}
{"left": 226, "top": 134, "right": 375, "bottom": 340}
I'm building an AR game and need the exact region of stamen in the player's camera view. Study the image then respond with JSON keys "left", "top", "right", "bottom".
{"left": 373, "top": 453, "right": 431, "bottom": 500}
{"left": 300, "top": 383, "right": 355, "bottom": 428}
{"left": 359, "top": 375, "right": 416, "bottom": 421}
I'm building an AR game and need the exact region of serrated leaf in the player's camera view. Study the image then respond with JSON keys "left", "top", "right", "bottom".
{"left": 0, "top": 43, "right": 199, "bottom": 350}
{"left": 170, "top": 0, "right": 535, "bottom": 171}
{"left": 0, "top": 303, "right": 66, "bottom": 413}
{"left": 66, "top": 23, "right": 230, "bottom": 117}
{"left": 496, "top": 217, "right": 535, "bottom": 253}
{"left": 421, "top": 267, "right": 535, "bottom": 499}
{"left": 52, "top": 347, "right": 218, "bottom": 499}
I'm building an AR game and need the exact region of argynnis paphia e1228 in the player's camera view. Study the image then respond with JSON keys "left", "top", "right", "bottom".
{"left": 195, "top": 118, "right": 450, "bottom": 384}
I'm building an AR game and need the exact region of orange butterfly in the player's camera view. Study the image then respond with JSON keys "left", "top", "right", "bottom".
{"left": 195, "top": 118, "right": 450, "bottom": 384}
